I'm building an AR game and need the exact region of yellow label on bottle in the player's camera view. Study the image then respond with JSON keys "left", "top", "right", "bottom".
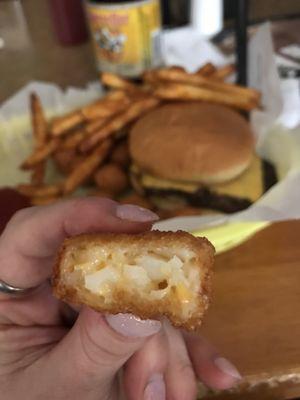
{"left": 86, "top": 0, "right": 162, "bottom": 77}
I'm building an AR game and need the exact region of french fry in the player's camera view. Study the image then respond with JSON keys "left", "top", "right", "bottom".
{"left": 63, "top": 139, "right": 112, "bottom": 195}
{"left": 154, "top": 83, "right": 256, "bottom": 111}
{"left": 51, "top": 111, "right": 84, "bottom": 137}
{"left": 80, "top": 97, "right": 160, "bottom": 153}
{"left": 31, "top": 165, "right": 46, "bottom": 185}
{"left": 30, "top": 93, "right": 48, "bottom": 185}
{"left": 21, "top": 139, "right": 60, "bottom": 169}
{"left": 30, "top": 93, "right": 48, "bottom": 145}
{"left": 143, "top": 70, "right": 160, "bottom": 84}
{"left": 213, "top": 64, "right": 235, "bottom": 81}
{"left": 17, "top": 184, "right": 62, "bottom": 198}
{"left": 61, "top": 130, "right": 86, "bottom": 150}
{"left": 154, "top": 69, "right": 260, "bottom": 103}
{"left": 85, "top": 118, "right": 109, "bottom": 135}
{"left": 81, "top": 96, "right": 129, "bottom": 120}
{"left": 30, "top": 195, "right": 62, "bottom": 206}
{"left": 195, "top": 62, "right": 217, "bottom": 76}
{"left": 101, "top": 72, "right": 139, "bottom": 92}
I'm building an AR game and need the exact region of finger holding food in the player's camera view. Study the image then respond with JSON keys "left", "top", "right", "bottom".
{"left": 52, "top": 231, "right": 214, "bottom": 331}
{"left": 63, "top": 139, "right": 112, "bottom": 195}
{"left": 94, "top": 163, "right": 129, "bottom": 195}
{"left": 80, "top": 97, "right": 160, "bottom": 153}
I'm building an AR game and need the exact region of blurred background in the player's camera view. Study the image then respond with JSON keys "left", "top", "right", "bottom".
{"left": 1, "top": 0, "right": 300, "bottom": 102}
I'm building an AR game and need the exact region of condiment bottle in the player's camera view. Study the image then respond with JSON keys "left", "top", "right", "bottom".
{"left": 48, "top": 0, "right": 89, "bottom": 46}
{"left": 86, "top": 0, "right": 163, "bottom": 77}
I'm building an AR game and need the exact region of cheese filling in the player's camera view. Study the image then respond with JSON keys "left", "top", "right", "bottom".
{"left": 67, "top": 246, "right": 201, "bottom": 314}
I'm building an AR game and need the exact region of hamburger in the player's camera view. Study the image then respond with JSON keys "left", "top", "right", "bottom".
{"left": 129, "top": 102, "right": 277, "bottom": 214}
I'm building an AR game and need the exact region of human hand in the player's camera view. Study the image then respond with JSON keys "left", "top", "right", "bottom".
{"left": 0, "top": 198, "right": 241, "bottom": 400}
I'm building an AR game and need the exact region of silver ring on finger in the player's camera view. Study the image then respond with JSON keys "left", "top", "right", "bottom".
{"left": 0, "top": 280, "right": 39, "bottom": 296}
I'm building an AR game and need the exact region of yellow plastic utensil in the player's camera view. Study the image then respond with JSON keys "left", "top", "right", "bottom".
{"left": 192, "top": 221, "right": 271, "bottom": 254}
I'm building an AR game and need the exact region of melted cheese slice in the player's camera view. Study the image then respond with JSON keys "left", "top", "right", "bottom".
{"left": 133, "top": 156, "right": 264, "bottom": 202}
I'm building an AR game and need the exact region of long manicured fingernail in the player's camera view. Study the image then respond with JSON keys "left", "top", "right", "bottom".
{"left": 106, "top": 313, "right": 161, "bottom": 338}
{"left": 144, "top": 373, "right": 166, "bottom": 400}
{"left": 214, "top": 357, "right": 242, "bottom": 380}
{"left": 116, "top": 204, "right": 159, "bottom": 222}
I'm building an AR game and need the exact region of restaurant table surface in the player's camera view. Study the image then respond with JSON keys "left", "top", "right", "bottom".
{"left": 201, "top": 220, "right": 300, "bottom": 400}
{"left": 2, "top": 2, "right": 300, "bottom": 398}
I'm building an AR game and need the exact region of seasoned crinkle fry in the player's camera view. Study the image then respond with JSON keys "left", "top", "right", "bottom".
{"left": 80, "top": 97, "right": 160, "bottom": 153}
{"left": 154, "top": 83, "right": 257, "bottom": 111}
{"left": 52, "top": 231, "right": 214, "bottom": 331}
{"left": 21, "top": 139, "right": 60, "bottom": 169}
{"left": 63, "top": 139, "right": 112, "bottom": 195}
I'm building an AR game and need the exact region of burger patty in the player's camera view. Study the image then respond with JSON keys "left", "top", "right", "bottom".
{"left": 146, "top": 160, "right": 277, "bottom": 214}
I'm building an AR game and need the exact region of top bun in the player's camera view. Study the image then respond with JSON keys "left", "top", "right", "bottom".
{"left": 129, "top": 102, "right": 255, "bottom": 184}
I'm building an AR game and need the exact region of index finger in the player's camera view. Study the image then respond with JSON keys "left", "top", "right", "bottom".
{"left": 0, "top": 198, "right": 158, "bottom": 289}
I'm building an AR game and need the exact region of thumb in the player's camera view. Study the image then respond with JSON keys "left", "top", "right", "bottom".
{"left": 47, "top": 307, "right": 161, "bottom": 399}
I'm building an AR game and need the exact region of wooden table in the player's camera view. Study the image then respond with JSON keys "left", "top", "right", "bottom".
{"left": 201, "top": 220, "right": 300, "bottom": 399}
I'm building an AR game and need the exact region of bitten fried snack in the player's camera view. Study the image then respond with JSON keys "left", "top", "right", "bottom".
{"left": 52, "top": 231, "right": 214, "bottom": 330}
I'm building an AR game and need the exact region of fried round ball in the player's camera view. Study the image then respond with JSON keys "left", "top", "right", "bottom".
{"left": 110, "top": 141, "right": 130, "bottom": 168}
{"left": 94, "top": 163, "right": 129, "bottom": 194}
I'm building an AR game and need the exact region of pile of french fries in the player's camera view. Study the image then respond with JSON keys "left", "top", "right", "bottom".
{"left": 17, "top": 62, "right": 261, "bottom": 208}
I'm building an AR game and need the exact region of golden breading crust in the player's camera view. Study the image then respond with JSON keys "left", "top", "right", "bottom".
{"left": 52, "top": 231, "right": 214, "bottom": 331}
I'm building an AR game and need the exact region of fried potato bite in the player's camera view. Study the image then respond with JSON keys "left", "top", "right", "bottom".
{"left": 52, "top": 231, "right": 214, "bottom": 330}
{"left": 94, "top": 163, "right": 129, "bottom": 194}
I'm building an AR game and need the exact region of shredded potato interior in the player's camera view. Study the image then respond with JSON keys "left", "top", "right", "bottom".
{"left": 63, "top": 245, "right": 201, "bottom": 316}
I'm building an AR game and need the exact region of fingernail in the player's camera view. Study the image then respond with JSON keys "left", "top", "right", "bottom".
{"left": 106, "top": 313, "right": 161, "bottom": 338}
{"left": 144, "top": 373, "right": 166, "bottom": 400}
{"left": 214, "top": 357, "right": 242, "bottom": 380}
{"left": 116, "top": 204, "right": 159, "bottom": 222}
